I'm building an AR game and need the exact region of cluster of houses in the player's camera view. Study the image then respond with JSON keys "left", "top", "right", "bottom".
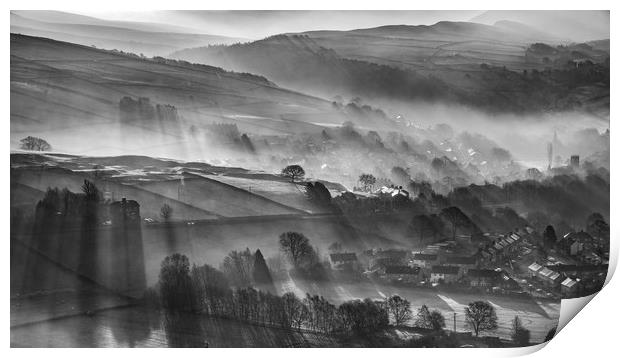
{"left": 326, "top": 222, "right": 608, "bottom": 299}
{"left": 528, "top": 261, "right": 608, "bottom": 297}
{"left": 476, "top": 231, "right": 527, "bottom": 265}
{"left": 556, "top": 231, "right": 606, "bottom": 265}
{"left": 375, "top": 185, "right": 410, "bottom": 199}
{"left": 328, "top": 238, "right": 522, "bottom": 292}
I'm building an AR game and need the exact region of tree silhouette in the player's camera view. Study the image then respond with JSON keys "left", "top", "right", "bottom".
{"left": 20, "top": 136, "right": 51, "bottom": 151}
{"left": 252, "top": 249, "right": 274, "bottom": 287}
{"left": 281, "top": 165, "right": 305, "bottom": 182}
{"left": 81, "top": 180, "right": 100, "bottom": 202}
{"left": 543, "top": 225, "right": 557, "bottom": 247}
{"left": 440, "top": 206, "right": 471, "bottom": 240}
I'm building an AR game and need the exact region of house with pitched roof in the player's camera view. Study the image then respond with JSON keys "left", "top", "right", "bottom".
{"left": 430, "top": 265, "right": 461, "bottom": 283}
{"left": 329, "top": 252, "right": 359, "bottom": 271}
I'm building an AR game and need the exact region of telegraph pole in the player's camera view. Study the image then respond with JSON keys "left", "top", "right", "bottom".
{"left": 453, "top": 312, "right": 457, "bottom": 332}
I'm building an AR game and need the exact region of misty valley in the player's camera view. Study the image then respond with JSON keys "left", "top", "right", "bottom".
{"left": 10, "top": 10, "right": 610, "bottom": 348}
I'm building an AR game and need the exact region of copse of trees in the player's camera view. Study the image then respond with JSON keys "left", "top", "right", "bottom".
{"left": 281, "top": 165, "right": 305, "bottom": 182}
{"left": 464, "top": 301, "right": 498, "bottom": 337}
{"left": 338, "top": 298, "right": 389, "bottom": 334}
{"left": 445, "top": 174, "right": 609, "bottom": 235}
{"left": 20, "top": 136, "right": 51, "bottom": 151}
{"left": 154, "top": 254, "right": 389, "bottom": 335}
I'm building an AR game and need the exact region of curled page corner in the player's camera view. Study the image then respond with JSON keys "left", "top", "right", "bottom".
{"left": 553, "top": 224, "right": 617, "bottom": 338}
{"left": 557, "top": 293, "right": 596, "bottom": 333}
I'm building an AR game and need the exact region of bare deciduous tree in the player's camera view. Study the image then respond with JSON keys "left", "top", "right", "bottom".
{"left": 279, "top": 232, "right": 313, "bottom": 267}
{"left": 20, "top": 136, "right": 51, "bottom": 151}
{"left": 386, "top": 295, "right": 412, "bottom": 326}
{"left": 465, "top": 301, "right": 498, "bottom": 336}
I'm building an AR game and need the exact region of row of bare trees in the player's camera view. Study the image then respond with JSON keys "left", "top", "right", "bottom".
{"left": 154, "top": 253, "right": 389, "bottom": 335}
{"left": 154, "top": 254, "right": 534, "bottom": 344}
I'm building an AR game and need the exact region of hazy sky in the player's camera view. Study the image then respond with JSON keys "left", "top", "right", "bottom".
{"left": 74, "top": 10, "right": 484, "bottom": 39}
{"left": 69, "top": 10, "right": 610, "bottom": 41}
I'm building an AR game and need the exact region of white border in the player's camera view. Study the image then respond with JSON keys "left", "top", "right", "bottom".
{"left": 4, "top": 2, "right": 617, "bottom": 357}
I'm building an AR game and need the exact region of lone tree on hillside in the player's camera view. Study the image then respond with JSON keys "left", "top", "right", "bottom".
{"left": 279, "top": 231, "right": 314, "bottom": 267}
{"left": 160, "top": 203, "right": 173, "bottom": 221}
{"left": 281, "top": 165, "right": 305, "bottom": 182}
{"left": 386, "top": 295, "right": 412, "bottom": 326}
{"left": 465, "top": 301, "right": 498, "bottom": 337}
{"left": 20, "top": 136, "right": 51, "bottom": 151}
{"left": 358, "top": 173, "right": 376, "bottom": 192}
{"left": 511, "top": 316, "right": 531, "bottom": 346}
{"left": 414, "top": 304, "right": 446, "bottom": 331}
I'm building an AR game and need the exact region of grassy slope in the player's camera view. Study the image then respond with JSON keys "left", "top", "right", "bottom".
{"left": 10, "top": 34, "right": 346, "bottom": 156}
{"left": 171, "top": 24, "right": 609, "bottom": 115}
{"left": 11, "top": 167, "right": 219, "bottom": 220}
{"left": 136, "top": 174, "right": 304, "bottom": 217}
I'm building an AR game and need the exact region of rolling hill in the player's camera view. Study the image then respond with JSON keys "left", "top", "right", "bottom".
{"left": 10, "top": 34, "right": 355, "bottom": 160}
{"left": 11, "top": 11, "right": 244, "bottom": 56}
{"left": 171, "top": 23, "right": 609, "bottom": 115}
